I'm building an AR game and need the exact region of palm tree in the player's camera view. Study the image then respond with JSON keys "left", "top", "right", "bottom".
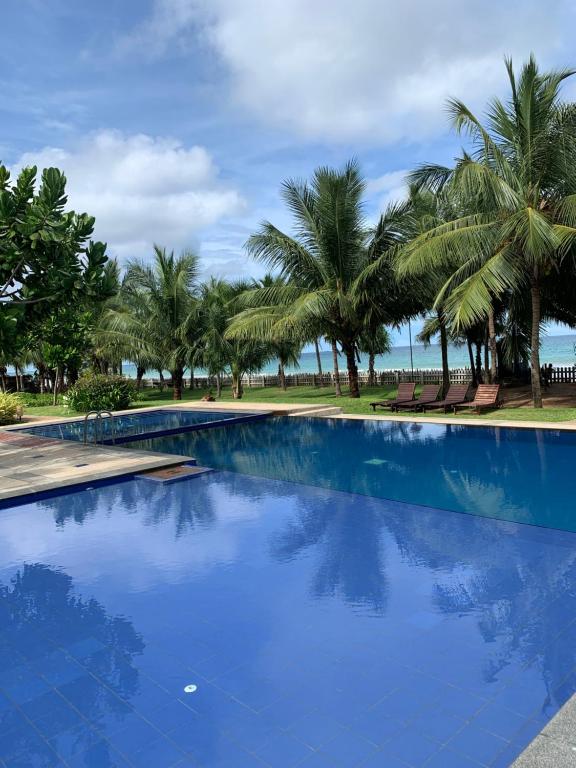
{"left": 399, "top": 57, "right": 576, "bottom": 407}
{"left": 195, "top": 278, "right": 272, "bottom": 399}
{"left": 101, "top": 246, "right": 199, "bottom": 400}
{"left": 240, "top": 160, "right": 401, "bottom": 398}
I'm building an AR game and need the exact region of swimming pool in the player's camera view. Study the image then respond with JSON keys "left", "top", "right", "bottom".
{"left": 128, "top": 415, "right": 576, "bottom": 532}
{"left": 23, "top": 408, "right": 268, "bottom": 444}
{"left": 0, "top": 471, "right": 575, "bottom": 767}
{"left": 3, "top": 413, "right": 576, "bottom": 766}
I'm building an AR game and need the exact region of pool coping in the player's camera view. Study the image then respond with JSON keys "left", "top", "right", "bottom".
{"left": 512, "top": 695, "right": 576, "bottom": 766}
{"left": 303, "top": 410, "right": 576, "bottom": 431}
{"left": 18, "top": 407, "right": 271, "bottom": 445}
{"left": 10, "top": 400, "right": 576, "bottom": 432}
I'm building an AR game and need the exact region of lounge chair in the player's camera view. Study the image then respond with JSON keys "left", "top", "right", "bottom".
{"left": 453, "top": 384, "right": 502, "bottom": 414}
{"left": 392, "top": 384, "right": 441, "bottom": 412}
{"left": 370, "top": 383, "right": 416, "bottom": 412}
{"left": 422, "top": 384, "right": 470, "bottom": 413}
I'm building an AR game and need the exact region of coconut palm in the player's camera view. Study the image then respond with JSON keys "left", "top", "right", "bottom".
{"left": 100, "top": 246, "right": 199, "bottom": 399}
{"left": 237, "top": 161, "right": 419, "bottom": 398}
{"left": 399, "top": 57, "right": 576, "bottom": 407}
{"left": 195, "top": 278, "right": 272, "bottom": 399}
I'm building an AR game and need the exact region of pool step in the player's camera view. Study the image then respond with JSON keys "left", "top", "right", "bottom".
{"left": 135, "top": 464, "right": 213, "bottom": 484}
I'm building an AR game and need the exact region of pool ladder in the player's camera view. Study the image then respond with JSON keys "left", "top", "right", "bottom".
{"left": 83, "top": 410, "right": 115, "bottom": 445}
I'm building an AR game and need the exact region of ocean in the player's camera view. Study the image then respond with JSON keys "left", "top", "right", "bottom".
{"left": 118, "top": 333, "right": 576, "bottom": 379}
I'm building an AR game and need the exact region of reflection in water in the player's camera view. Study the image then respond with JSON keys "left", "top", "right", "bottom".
{"left": 128, "top": 416, "right": 576, "bottom": 531}
{"left": 271, "top": 492, "right": 388, "bottom": 614}
{"left": 2, "top": 471, "right": 576, "bottom": 765}
{"left": 0, "top": 564, "right": 143, "bottom": 766}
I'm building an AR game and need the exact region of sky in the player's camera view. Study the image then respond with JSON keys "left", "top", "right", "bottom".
{"left": 2, "top": 0, "right": 576, "bottom": 344}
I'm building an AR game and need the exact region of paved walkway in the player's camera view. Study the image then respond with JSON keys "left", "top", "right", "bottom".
{"left": 0, "top": 431, "right": 193, "bottom": 501}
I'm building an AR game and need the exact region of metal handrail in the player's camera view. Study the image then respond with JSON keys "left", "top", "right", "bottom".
{"left": 82, "top": 410, "right": 115, "bottom": 445}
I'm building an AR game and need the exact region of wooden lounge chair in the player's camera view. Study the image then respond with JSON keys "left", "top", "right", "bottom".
{"left": 370, "top": 383, "right": 416, "bottom": 412}
{"left": 392, "top": 384, "right": 441, "bottom": 412}
{"left": 453, "top": 384, "right": 501, "bottom": 413}
{"left": 422, "top": 384, "right": 470, "bottom": 413}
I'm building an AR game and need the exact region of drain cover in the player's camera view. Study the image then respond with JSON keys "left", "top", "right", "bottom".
{"left": 184, "top": 684, "right": 198, "bottom": 694}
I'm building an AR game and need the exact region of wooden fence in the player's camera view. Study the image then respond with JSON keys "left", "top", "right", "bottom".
{"left": 9, "top": 365, "right": 576, "bottom": 393}
{"left": 143, "top": 367, "right": 476, "bottom": 390}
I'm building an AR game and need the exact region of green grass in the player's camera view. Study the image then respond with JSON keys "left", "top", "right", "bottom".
{"left": 22, "top": 384, "right": 576, "bottom": 423}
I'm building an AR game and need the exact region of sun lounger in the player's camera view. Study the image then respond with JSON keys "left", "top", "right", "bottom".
{"left": 370, "top": 383, "right": 416, "bottom": 412}
{"left": 392, "top": 384, "right": 441, "bottom": 412}
{"left": 422, "top": 384, "right": 470, "bottom": 413}
{"left": 452, "top": 384, "right": 501, "bottom": 413}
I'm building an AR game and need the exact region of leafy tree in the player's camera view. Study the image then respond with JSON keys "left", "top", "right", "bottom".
{"left": 0, "top": 164, "right": 108, "bottom": 315}
{"left": 400, "top": 57, "right": 576, "bottom": 407}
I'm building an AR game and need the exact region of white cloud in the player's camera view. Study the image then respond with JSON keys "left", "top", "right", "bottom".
{"left": 366, "top": 170, "right": 409, "bottom": 212}
{"left": 122, "top": 0, "right": 569, "bottom": 144}
{"left": 11, "top": 130, "right": 246, "bottom": 262}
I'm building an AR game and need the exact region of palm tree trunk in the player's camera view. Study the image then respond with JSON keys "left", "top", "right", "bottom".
{"left": 53, "top": 366, "right": 62, "bottom": 406}
{"left": 216, "top": 373, "right": 222, "bottom": 398}
{"left": 314, "top": 338, "right": 323, "bottom": 384}
{"left": 488, "top": 308, "right": 498, "bottom": 383}
{"left": 331, "top": 340, "right": 342, "bottom": 397}
{"left": 189, "top": 369, "right": 195, "bottom": 390}
{"left": 438, "top": 312, "right": 450, "bottom": 397}
{"left": 483, "top": 328, "right": 489, "bottom": 382}
{"left": 466, "top": 337, "right": 477, "bottom": 388}
{"left": 172, "top": 367, "right": 184, "bottom": 400}
{"left": 136, "top": 365, "right": 145, "bottom": 390}
{"left": 475, "top": 343, "right": 483, "bottom": 385}
{"left": 278, "top": 362, "right": 287, "bottom": 391}
{"left": 343, "top": 341, "right": 360, "bottom": 398}
{"left": 530, "top": 276, "right": 543, "bottom": 408}
{"left": 368, "top": 352, "right": 375, "bottom": 387}
{"left": 232, "top": 370, "right": 243, "bottom": 399}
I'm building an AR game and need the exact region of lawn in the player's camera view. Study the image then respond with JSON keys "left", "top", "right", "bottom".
{"left": 21, "top": 384, "right": 576, "bottom": 423}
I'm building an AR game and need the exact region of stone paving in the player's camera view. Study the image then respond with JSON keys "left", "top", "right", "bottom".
{"left": 0, "top": 430, "right": 193, "bottom": 501}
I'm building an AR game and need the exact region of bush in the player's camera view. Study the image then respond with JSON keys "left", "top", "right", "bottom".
{"left": 65, "top": 374, "right": 136, "bottom": 413}
{"left": 0, "top": 392, "right": 23, "bottom": 424}
{"left": 19, "top": 393, "right": 58, "bottom": 408}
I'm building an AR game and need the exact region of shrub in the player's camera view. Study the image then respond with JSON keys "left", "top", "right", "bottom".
{"left": 19, "top": 393, "right": 58, "bottom": 408}
{"left": 65, "top": 374, "right": 136, "bottom": 413}
{"left": 0, "top": 392, "right": 23, "bottom": 424}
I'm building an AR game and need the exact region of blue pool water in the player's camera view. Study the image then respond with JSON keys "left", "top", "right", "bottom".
{"left": 23, "top": 409, "right": 267, "bottom": 445}
{"left": 1, "top": 472, "right": 576, "bottom": 767}
{"left": 128, "top": 416, "right": 576, "bottom": 532}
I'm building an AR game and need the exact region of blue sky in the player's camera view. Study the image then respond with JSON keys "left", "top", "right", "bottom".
{"left": 2, "top": 0, "right": 576, "bottom": 343}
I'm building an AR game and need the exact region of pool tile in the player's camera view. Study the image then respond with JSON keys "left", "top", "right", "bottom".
{"left": 223, "top": 709, "right": 281, "bottom": 752}
{"left": 447, "top": 723, "right": 509, "bottom": 765}
{"left": 107, "top": 715, "right": 161, "bottom": 753}
{"left": 66, "top": 739, "right": 131, "bottom": 767}
{"left": 48, "top": 721, "right": 103, "bottom": 761}
{"left": 29, "top": 649, "right": 85, "bottom": 687}
{"left": 320, "top": 728, "right": 379, "bottom": 764}
{"left": 150, "top": 700, "right": 204, "bottom": 732}
{"left": 423, "top": 746, "right": 484, "bottom": 767}
{"left": 287, "top": 710, "right": 346, "bottom": 749}
{"left": 410, "top": 711, "right": 465, "bottom": 744}
{"left": 129, "top": 736, "right": 186, "bottom": 767}
{"left": 471, "top": 703, "right": 526, "bottom": 740}
{"left": 385, "top": 727, "right": 441, "bottom": 766}
{"left": 352, "top": 709, "right": 404, "bottom": 746}
{"left": 256, "top": 732, "right": 314, "bottom": 767}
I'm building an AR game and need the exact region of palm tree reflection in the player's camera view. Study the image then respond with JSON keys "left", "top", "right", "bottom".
{"left": 0, "top": 564, "right": 144, "bottom": 765}
{"left": 271, "top": 493, "right": 389, "bottom": 614}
